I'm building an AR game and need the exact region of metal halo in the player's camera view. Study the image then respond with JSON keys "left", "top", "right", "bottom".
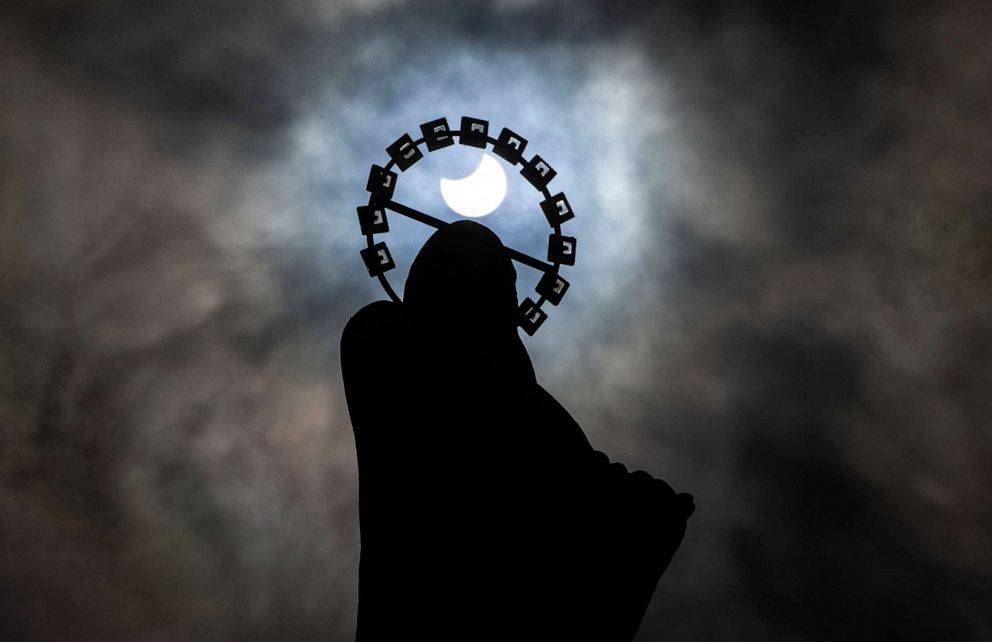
{"left": 356, "top": 116, "right": 576, "bottom": 336}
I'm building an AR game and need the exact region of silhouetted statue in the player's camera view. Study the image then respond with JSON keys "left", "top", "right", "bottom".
{"left": 341, "top": 221, "right": 694, "bottom": 641}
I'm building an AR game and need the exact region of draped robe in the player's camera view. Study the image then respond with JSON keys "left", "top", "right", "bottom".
{"left": 341, "top": 221, "right": 693, "bottom": 641}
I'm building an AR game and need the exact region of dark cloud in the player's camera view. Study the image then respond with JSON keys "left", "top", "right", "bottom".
{"left": 723, "top": 321, "right": 988, "bottom": 641}
{"left": 2, "top": 0, "right": 991, "bottom": 640}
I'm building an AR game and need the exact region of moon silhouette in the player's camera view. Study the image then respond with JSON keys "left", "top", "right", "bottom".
{"left": 440, "top": 153, "right": 508, "bottom": 218}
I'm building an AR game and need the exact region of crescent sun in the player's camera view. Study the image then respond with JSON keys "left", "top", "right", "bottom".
{"left": 440, "top": 153, "right": 508, "bottom": 218}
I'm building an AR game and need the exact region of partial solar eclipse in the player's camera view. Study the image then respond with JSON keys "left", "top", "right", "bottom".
{"left": 440, "top": 153, "right": 507, "bottom": 218}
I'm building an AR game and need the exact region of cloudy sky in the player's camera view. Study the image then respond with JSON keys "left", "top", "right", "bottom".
{"left": 1, "top": 1, "right": 990, "bottom": 640}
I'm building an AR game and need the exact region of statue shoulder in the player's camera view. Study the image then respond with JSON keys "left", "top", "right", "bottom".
{"left": 342, "top": 301, "right": 402, "bottom": 345}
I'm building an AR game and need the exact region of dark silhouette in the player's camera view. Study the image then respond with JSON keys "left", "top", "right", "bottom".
{"left": 341, "top": 221, "right": 694, "bottom": 641}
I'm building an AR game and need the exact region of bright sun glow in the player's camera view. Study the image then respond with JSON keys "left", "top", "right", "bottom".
{"left": 439, "top": 153, "right": 508, "bottom": 218}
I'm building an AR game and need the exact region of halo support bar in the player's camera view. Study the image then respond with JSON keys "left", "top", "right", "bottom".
{"left": 382, "top": 200, "right": 554, "bottom": 274}
{"left": 383, "top": 200, "right": 446, "bottom": 229}
{"left": 506, "top": 247, "right": 554, "bottom": 274}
